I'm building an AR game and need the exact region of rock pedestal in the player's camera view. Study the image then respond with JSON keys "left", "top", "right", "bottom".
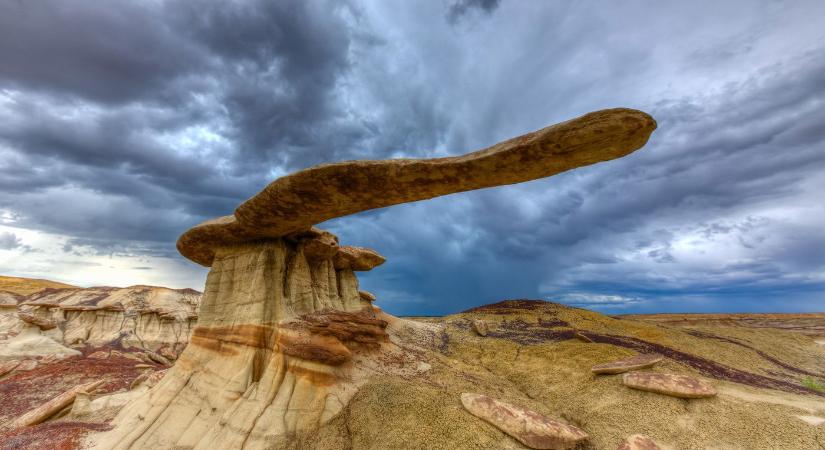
{"left": 95, "top": 237, "right": 384, "bottom": 448}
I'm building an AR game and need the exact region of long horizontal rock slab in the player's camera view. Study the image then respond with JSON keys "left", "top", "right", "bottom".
{"left": 623, "top": 372, "right": 717, "bottom": 399}
{"left": 178, "top": 108, "right": 656, "bottom": 266}
{"left": 9, "top": 379, "right": 104, "bottom": 428}
{"left": 460, "top": 393, "right": 588, "bottom": 449}
{"left": 592, "top": 353, "right": 663, "bottom": 374}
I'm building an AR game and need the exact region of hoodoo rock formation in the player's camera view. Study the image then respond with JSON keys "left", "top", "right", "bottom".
{"left": 92, "top": 108, "right": 656, "bottom": 448}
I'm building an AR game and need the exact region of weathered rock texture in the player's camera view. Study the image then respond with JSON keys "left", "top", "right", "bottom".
{"left": 0, "top": 285, "right": 201, "bottom": 357}
{"left": 461, "top": 393, "right": 588, "bottom": 449}
{"left": 92, "top": 238, "right": 387, "bottom": 448}
{"left": 91, "top": 108, "right": 656, "bottom": 448}
{"left": 622, "top": 372, "right": 717, "bottom": 398}
{"left": 472, "top": 319, "right": 489, "bottom": 336}
{"left": 617, "top": 434, "right": 662, "bottom": 450}
{"left": 9, "top": 379, "right": 104, "bottom": 429}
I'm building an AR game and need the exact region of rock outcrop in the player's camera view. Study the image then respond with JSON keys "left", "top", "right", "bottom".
{"left": 91, "top": 108, "right": 656, "bottom": 448}
{"left": 591, "top": 354, "right": 663, "bottom": 374}
{"left": 472, "top": 319, "right": 489, "bottom": 336}
{"left": 1, "top": 285, "right": 201, "bottom": 357}
{"left": 622, "top": 372, "right": 717, "bottom": 398}
{"left": 460, "top": 393, "right": 588, "bottom": 449}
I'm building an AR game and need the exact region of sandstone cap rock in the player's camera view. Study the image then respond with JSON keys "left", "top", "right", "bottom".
{"left": 333, "top": 246, "right": 386, "bottom": 271}
{"left": 592, "top": 353, "right": 663, "bottom": 374}
{"left": 460, "top": 392, "right": 588, "bottom": 449}
{"left": 177, "top": 108, "right": 656, "bottom": 266}
{"left": 623, "top": 371, "right": 717, "bottom": 398}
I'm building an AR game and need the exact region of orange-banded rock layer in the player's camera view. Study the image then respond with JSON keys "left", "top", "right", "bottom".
{"left": 91, "top": 235, "right": 387, "bottom": 448}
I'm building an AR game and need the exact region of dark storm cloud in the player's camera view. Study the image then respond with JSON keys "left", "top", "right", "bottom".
{"left": 0, "top": 0, "right": 823, "bottom": 313}
{"left": 0, "top": 1, "right": 205, "bottom": 104}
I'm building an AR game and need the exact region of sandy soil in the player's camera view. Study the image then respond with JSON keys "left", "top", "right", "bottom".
{"left": 2, "top": 300, "right": 824, "bottom": 449}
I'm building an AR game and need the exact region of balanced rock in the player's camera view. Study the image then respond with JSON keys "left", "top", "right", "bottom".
{"left": 592, "top": 353, "right": 663, "bottom": 374}
{"left": 617, "top": 434, "right": 662, "bottom": 450}
{"left": 176, "top": 109, "right": 656, "bottom": 266}
{"left": 461, "top": 393, "right": 588, "bottom": 449}
{"left": 472, "top": 319, "right": 489, "bottom": 336}
{"left": 623, "top": 372, "right": 717, "bottom": 398}
{"left": 93, "top": 108, "right": 655, "bottom": 447}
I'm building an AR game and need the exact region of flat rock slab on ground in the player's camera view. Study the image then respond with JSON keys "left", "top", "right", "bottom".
{"left": 623, "top": 372, "right": 717, "bottom": 398}
{"left": 592, "top": 354, "right": 663, "bottom": 374}
{"left": 617, "top": 434, "right": 662, "bottom": 449}
{"left": 461, "top": 393, "right": 588, "bottom": 449}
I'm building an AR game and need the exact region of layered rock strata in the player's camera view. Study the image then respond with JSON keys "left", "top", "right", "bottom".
{"left": 94, "top": 237, "right": 387, "bottom": 448}
{"left": 4, "top": 286, "right": 201, "bottom": 356}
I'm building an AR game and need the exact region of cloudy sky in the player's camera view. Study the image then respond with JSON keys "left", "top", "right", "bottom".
{"left": 1, "top": 0, "right": 823, "bottom": 315}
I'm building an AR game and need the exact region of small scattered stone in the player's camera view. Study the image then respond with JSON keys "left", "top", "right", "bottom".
{"left": 460, "top": 393, "right": 588, "bottom": 449}
{"left": 617, "top": 434, "right": 662, "bottom": 450}
{"left": 623, "top": 372, "right": 716, "bottom": 398}
{"left": 592, "top": 354, "right": 663, "bottom": 375}
{"left": 472, "top": 319, "right": 489, "bottom": 337}
{"left": 359, "top": 290, "right": 376, "bottom": 302}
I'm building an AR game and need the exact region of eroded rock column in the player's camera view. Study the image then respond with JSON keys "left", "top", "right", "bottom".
{"left": 94, "top": 233, "right": 386, "bottom": 449}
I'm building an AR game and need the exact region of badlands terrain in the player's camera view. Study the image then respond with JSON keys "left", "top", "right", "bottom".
{"left": 0, "top": 277, "right": 823, "bottom": 449}
{"left": 0, "top": 109, "right": 822, "bottom": 449}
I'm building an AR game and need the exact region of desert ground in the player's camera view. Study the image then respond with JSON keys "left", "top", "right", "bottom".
{"left": 1, "top": 275, "right": 823, "bottom": 449}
